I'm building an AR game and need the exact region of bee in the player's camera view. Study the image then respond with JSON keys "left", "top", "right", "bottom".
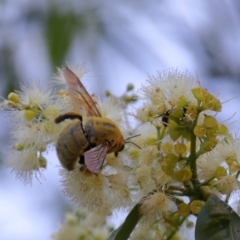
{"left": 55, "top": 67, "right": 125, "bottom": 173}
{"left": 161, "top": 107, "right": 187, "bottom": 126}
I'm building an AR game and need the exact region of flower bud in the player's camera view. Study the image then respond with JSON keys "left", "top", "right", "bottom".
{"left": 191, "top": 88, "right": 208, "bottom": 101}
{"left": 213, "top": 98, "right": 222, "bottom": 112}
{"left": 126, "top": 83, "right": 134, "bottom": 91}
{"left": 168, "top": 120, "right": 182, "bottom": 141}
{"left": 164, "top": 153, "right": 178, "bottom": 168}
{"left": 13, "top": 142, "right": 25, "bottom": 151}
{"left": 203, "top": 115, "right": 217, "bottom": 128}
{"left": 217, "top": 123, "right": 228, "bottom": 135}
{"left": 174, "top": 168, "right": 192, "bottom": 182}
{"left": 171, "top": 107, "right": 184, "bottom": 118}
{"left": 174, "top": 143, "right": 187, "bottom": 154}
{"left": 176, "top": 95, "right": 188, "bottom": 107}
{"left": 194, "top": 125, "right": 206, "bottom": 137}
{"left": 190, "top": 200, "right": 204, "bottom": 214}
{"left": 8, "top": 92, "right": 20, "bottom": 103}
{"left": 185, "top": 105, "right": 198, "bottom": 119}
{"left": 24, "top": 109, "right": 37, "bottom": 121}
{"left": 202, "top": 94, "right": 216, "bottom": 110}
{"left": 204, "top": 139, "right": 218, "bottom": 151}
{"left": 178, "top": 203, "right": 190, "bottom": 217}
{"left": 38, "top": 155, "right": 47, "bottom": 168}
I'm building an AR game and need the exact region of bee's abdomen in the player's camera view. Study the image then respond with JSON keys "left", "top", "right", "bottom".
{"left": 56, "top": 120, "right": 89, "bottom": 170}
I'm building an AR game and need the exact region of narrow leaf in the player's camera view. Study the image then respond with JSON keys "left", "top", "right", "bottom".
{"left": 195, "top": 194, "right": 240, "bottom": 240}
{"left": 108, "top": 203, "right": 142, "bottom": 240}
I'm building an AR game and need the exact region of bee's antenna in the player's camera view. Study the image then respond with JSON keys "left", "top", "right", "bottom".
{"left": 125, "top": 141, "right": 141, "bottom": 149}
{"left": 124, "top": 134, "right": 141, "bottom": 141}
{"left": 124, "top": 134, "right": 141, "bottom": 149}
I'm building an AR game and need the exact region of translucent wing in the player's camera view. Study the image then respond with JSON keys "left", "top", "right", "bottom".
{"left": 63, "top": 67, "right": 101, "bottom": 117}
{"left": 84, "top": 143, "right": 109, "bottom": 172}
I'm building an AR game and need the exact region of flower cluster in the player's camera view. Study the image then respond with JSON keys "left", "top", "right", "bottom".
{"left": 1, "top": 64, "right": 240, "bottom": 239}
{"left": 1, "top": 80, "right": 70, "bottom": 183}
{"left": 51, "top": 210, "right": 112, "bottom": 240}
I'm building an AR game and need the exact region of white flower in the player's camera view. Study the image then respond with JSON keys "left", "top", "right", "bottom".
{"left": 197, "top": 151, "right": 223, "bottom": 182}
{"left": 140, "top": 69, "right": 198, "bottom": 107}
{"left": 1, "top": 80, "right": 70, "bottom": 183}
{"left": 60, "top": 159, "right": 132, "bottom": 211}
{"left": 212, "top": 175, "right": 239, "bottom": 194}
{"left": 51, "top": 211, "right": 110, "bottom": 240}
{"left": 3, "top": 149, "right": 45, "bottom": 184}
{"left": 214, "top": 135, "right": 240, "bottom": 168}
{"left": 161, "top": 69, "right": 198, "bottom": 106}
{"left": 140, "top": 192, "right": 177, "bottom": 223}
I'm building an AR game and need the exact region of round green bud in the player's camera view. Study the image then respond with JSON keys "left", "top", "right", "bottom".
{"left": 126, "top": 83, "right": 134, "bottom": 91}
{"left": 186, "top": 105, "right": 198, "bottom": 119}
{"left": 217, "top": 123, "right": 229, "bottom": 135}
{"left": 174, "top": 168, "right": 192, "bottom": 182}
{"left": 178, "top": 203, "right": 190, "bottom": 217}
{"left": 206, "top": 126, "right": 218, "bottom": 139}
{"left": 171, "top": 107, "right": 184, "bottom": 118}
{"left": 13, "top": 142, "right": 25, "bottom": 151}
{"left": 194, "top": 125, "right": 206, "bottom": 137}
{"left": 176, "top": 95, "right": 188, "bottom": 107}
{"left": 213, "top": 98, "right": 222, "bottom": 112}
{"left": 24, "top": 109, "right": 37, "bottom": 121}
{"left": 105, "top": 90, "right": 111, "bottom": 97}
{"left": 169, "top": 128, "right": 182, "bottom": 142}
{"left": 191, "top": 88, "right": 208, "bottom": 101}
{"left": 201, "top": 94, "right": 221, "bottom": 112}
{"left": 204, "top": 139, "right": 218, "bottom": 151}
{"left": 203, "top": 115, "right": 217, "bottom": 128}
{"left": 174, "top": 143, "right": 187, "bottom": 154}
{"left": 190, "top": 200, "right": 204, "bottom": 214}
{"left": 8, "top": 92, "right": 20, "bottom": 103}
{"left": 164, "top": 153, "right": 178, "bottom": 167}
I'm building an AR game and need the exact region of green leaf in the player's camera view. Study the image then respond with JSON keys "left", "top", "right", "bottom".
{"left": 195, "top": 194, "right": 240, "bottom": 240}
{"left": 108, "top": 203, "right": 142, "bottom": 240}
{"left": 45, "top": 9, "right": 81, "bottom": 67}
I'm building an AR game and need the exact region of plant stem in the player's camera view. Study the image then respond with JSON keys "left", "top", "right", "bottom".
{"left": 166, "top": 217, "right": 186, "bottom": 240}
{"left": 189, "top": 118, "right": 200, "bottom": 193}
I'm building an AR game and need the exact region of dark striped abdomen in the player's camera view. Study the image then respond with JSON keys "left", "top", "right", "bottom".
{"left": 56, "top": 119, "right": 89, "bottom": 170}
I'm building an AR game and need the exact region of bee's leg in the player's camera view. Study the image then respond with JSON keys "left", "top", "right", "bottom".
{"left": 55, "top": 112, "right": 83, "bottom": 124}
{"left": 114, "top": 152, "right": 119, "bottom": 157}
{"left": 79, "top": 155, "right": 85, "bottom": 165}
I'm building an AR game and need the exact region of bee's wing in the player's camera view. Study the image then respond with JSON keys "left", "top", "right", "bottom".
{"left": 63, "top": 67, "right": 101, "bottom": 117}
{"left": 84, "top": 143, "right": 109, "bottom": 172}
